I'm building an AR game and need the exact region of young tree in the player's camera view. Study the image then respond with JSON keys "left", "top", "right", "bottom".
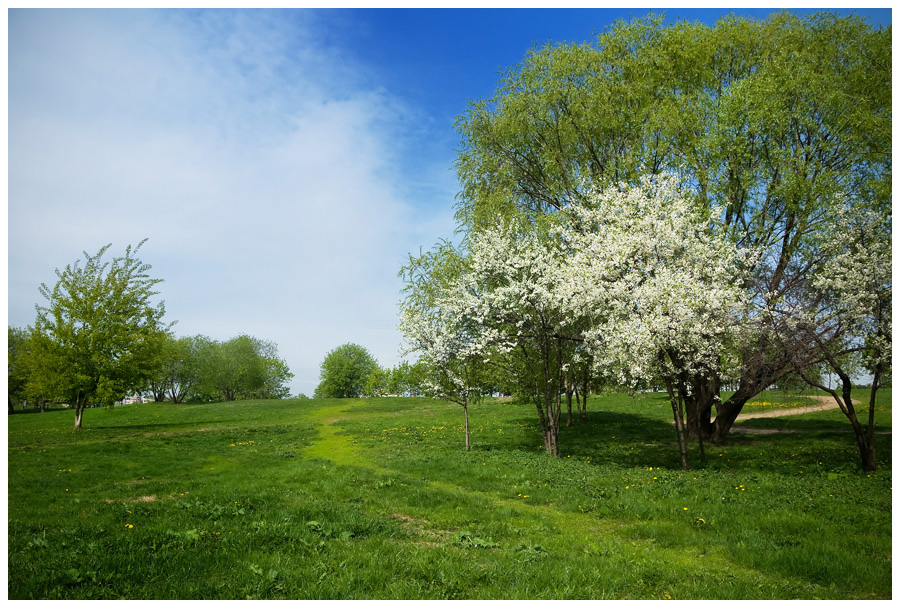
{"left": 399, "top": 242, "right": 489, "bottom": 450}
{"left": 314, "top": 343, "right": 378, "bottom": 398}
{"left": 32, "top": 241, "right": 169, "bottom": 429}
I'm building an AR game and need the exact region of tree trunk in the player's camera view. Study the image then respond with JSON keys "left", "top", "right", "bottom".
{"left": 565, "top": 375, "right": 573, "bottom": 427}
{"left": 665, "top": 378, "right": 690, "bottom": 470}
{"left": 463, "top": 401, "right": 470, "bottom": 452}
{"left": 799, "top": 366, "right": 877, "bottom": 471}
{"left": 537, "top": 393, "right": 560, "bottom": 457}
{"left": 683, "top": 372, "right": 718, "bottom": 440}
{"left": 8, "top": 397, "right": 14, "bottom": 415}
{"left": 579, "top": 373, "right": 588, "bottom": 421}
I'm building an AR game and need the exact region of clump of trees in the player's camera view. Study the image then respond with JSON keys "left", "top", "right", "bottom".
{"left": 8, "top": 241, "right": 293, "bottom": 428}
{"left": 148, "top": 333, "right": 293, "bottom": 403}
{"left": 314, "top": 343, "right": 424, "bottom": 399}
{"left": 400, "top": 11, "right": 891, "bottom": 470}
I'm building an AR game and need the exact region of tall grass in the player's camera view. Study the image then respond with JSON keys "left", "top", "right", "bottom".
{"left": 7, "top": 391, "right": 891, "bottom": 599}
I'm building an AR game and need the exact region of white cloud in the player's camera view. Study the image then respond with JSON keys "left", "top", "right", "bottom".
{"left": 8, "top": 9, "right": 458, "bottom": 397}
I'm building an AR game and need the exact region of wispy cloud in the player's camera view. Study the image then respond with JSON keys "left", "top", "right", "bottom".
{"left": 9, "top": 9, "right": 458, "bottom": 395}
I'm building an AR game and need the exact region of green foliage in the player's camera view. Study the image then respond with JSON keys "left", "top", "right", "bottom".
{"left": 31, "top": 241, "right": 169, "bottom": 427}
{"left": 149, "top": 334, "right": 212, "bottom": 403}
{"left": 198, "top": 335, "right": 293, "bottom": 402}
{"left": 8, "top": 326, "right": 30, "bottom": 410}
{"left": 455, "top": 12, "right": 890, "bottom": 232}
{"left": 314, "top": 344, "right": 378, "bottom": 398}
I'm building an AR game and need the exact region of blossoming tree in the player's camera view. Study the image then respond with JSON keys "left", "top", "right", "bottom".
{"left": 399, "top": 242, "right": 488, "bottom": 451}
{"left": 781, "top": 206, "right": 891, "bottom": 470}
{"left": 401, "top": 174, "right": 754, "bottom": 465}
{"left": 559, "top": 174, "right": 754, "bottom": 468}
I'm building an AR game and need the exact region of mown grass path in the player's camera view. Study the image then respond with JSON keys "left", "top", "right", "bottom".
{"left": 302, "top": 400, "right": 367, "bottom": 467}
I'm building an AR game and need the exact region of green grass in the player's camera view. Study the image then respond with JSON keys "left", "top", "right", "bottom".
{"left": 7, "top": 391, "right": 892, "bottom": 599}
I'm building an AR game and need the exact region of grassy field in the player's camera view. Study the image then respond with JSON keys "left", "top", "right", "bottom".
{"left": 7, "top": 390, "right": 892, "bottom": 599}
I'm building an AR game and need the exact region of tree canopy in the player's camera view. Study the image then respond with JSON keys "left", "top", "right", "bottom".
{"left": 315, "top": 343, "right": 379, "bottom": 399}
{"left": 402, "top": 10, "right": 891, "bottom": 469}
{"left": 451, "top": 11, "right": 890, "bottom": 441}
{"left": 31, "top": 241, "right": 169, "bottom": 428}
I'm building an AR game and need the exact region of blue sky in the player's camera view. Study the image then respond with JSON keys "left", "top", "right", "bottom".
{"left": 7, "top": 8, "right": 892, "bottom": 397}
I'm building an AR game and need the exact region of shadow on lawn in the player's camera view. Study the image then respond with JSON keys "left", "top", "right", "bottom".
{"left": 501, "top": 409, "right": 690, "bottom": 470}
{"left": 500, "top": 407, "right": 892, "bottom": 473}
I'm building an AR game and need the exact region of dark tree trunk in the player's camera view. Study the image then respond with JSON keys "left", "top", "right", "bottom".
{"left": 565, "top": 373, "right": 573, "bottom": 427}
{"left": 579, "top": 373, "right": 588, "bottom": 421}
{"left": 799, "top": 366, "right": 878, "bottom": 471}
{"left": 683, "top": 372, "right": 718, "bottom": 440}
{"left": 665, "top": 378, "right": 690, "bottom": 470}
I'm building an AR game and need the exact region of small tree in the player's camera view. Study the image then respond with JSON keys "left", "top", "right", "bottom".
{"left": 400, "top": 242, "right": 490, "bottom": 451}
{"left": 314, "top": 343, "right": 378, "bottom": 398}
{"left": 33, "top": 241, "right": 169, "bottom": 429}
{"left": 203, "top": 335, "right": 270, "bottom": 402}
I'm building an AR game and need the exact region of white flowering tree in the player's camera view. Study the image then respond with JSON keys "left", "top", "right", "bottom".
{"left": 399, "top": 242, "right": 488, "bottom": 451}
{"left": 460, "top": 221, "right": 582, "bottom": 456}
{"left": 560, "top": 174, "right": 754, "bottom": 468}
{"left": 784, "top": 206, "right": 891, "bottom": 471}
{"left": 401, "top": 175, "right": 754, "bottom": 465}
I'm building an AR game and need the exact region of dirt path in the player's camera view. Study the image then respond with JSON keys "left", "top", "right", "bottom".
{"left": 736, "top": 395, "right": 842, "bottom": 420}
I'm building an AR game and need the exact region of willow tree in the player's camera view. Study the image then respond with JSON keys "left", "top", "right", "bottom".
{"left": 454, "top": 11, "right": 891, "bottom": 442}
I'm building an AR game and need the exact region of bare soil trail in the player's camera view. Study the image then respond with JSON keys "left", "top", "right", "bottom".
{"left": 736, "top": 395, "right": 843, "bottom": 420}
{"left": 731, "top": 395, "right": 892, "bottom": 435}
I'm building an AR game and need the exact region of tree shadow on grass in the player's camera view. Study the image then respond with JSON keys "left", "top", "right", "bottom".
{"left": 503, "top": 409, "right": 689, "bottom": 470}
{"left": 501, "top": 408, "right": 893, "bottom": 474}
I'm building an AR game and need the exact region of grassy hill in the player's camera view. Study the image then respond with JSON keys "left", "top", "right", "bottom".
{"left": 7, "top": 390, "right": 892, "bottom": 599}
